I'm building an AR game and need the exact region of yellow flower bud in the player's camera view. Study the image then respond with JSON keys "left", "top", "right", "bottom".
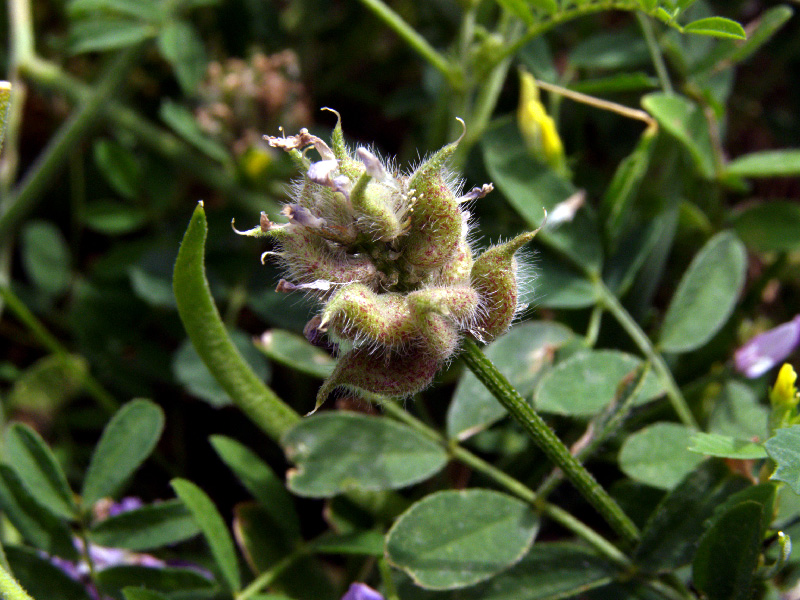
{"left": 517, "top": 70, "right": 566, "bottom": 176}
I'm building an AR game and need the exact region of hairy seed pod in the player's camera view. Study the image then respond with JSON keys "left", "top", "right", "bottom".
{"left": 471, "top": 229, "right": 541, "bottom": 342}
{"left": 313, "top": 346, "right": 441, "bottom": 413}
{"left": 245, "top": 113, "right": 537, "bottom": 409}
{"left": 281, "top": 229, "right": 377, "bottom": 286}
{"left": 320, "top": 283, "right": 417, "bottom": 349}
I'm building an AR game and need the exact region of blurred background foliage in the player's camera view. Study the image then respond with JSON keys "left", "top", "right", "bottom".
{"left": 1, "top": 0, "right": 800, "bottom": 594}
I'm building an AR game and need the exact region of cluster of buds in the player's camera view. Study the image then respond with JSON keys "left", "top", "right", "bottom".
{"left": 236, "top": 111, "right": 541, "bottom": 412}
{"left": 196, "top": 51, "right": 310, "bottom": 159}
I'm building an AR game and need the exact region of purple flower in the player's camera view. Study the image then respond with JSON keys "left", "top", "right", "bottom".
{"left": 341, "top": 583, "right": 384, "bottom": 600}
{"left": 735, "top": 315, "right": 800, "bottom": 378}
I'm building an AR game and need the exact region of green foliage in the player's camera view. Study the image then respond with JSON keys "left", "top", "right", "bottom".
{"left": 2, "top": 0, "right": 798, "bottom": 598}
{"left": 81, "top": 399, "right": 165, "bottom": 507}
{"left": 283, "top": 412, "right": 448, "bottom": 497}
{"left": 385, "top": 490, "right": 539, "bottom": 590}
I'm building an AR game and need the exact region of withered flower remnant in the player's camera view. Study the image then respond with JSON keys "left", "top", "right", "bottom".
{"left": 236, "top": 111, "right": 541, "bottom": 412}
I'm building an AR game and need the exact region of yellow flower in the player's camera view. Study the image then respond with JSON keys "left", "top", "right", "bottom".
{"left": 770, "top": 363, "right": 798, "bottom": 408}
{"left": 517, "top": 70, "right": 566, "bottom": 176}
{"left": 769, "top": 363, "right": 799, "bottom": 434}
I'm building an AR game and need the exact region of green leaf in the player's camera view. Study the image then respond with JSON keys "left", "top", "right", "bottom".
{"left": 122, "top": 589, "right": 171, "bottom": 600}
{"left": 634, "top": 460, "right": 749, "bottom": 571}
{"left": 642, "top": 93, "right": 715, "bottom": 178}
{"left": 692, "top": 501, "right": 761, "bottom": 599}
{"left": 4, "top": 423, "right": 77, "bottom": 519}
{"left": 708, "top": 483, "right": 776, "bottom": 537}
{"left": 173, "top": 331, "right": 270, "bottom": 408}
{"left": 493, "top": 0, "right": 534, "bottom": 25}
{"left": 456, "top": 542, "right": 620, "bottom": 600}
{"left": 619, "top": 423, "right": 704, "bottom": 490}
{"left": 173, "top": 203, "right": 299, "bottom": 441}
{"left": 534, "top": 350, "right": 663, "bottom": 417}
{"left": 234, "top": 503, "right": 337, "bottom": 599}
{"left": 97, "top": 566, "right": 213, "bottom": 598}
{"left": 534, "top": 253, "right": 596, "bottom": 309}
{"left": 601, "top": 127, "right": 657, "bottom": 248}
{"left": 692, "top": 6, "right": 793, "bottom": 74}
{"left": 283, "top": 412, "right": 448, "bottom": 497}
{"left": 482, "top": 120, "right": 603, "bottom": 271}
{"left": 160, "top": 100, "right": 229, "bottom": 163}
{"left": 658, "top": 231, "right": 746, "bottom": 353}
{"left": 765, "top": 425, "right": 800, "bottom": 495}
{"left": 68, "top": 0, "right": 162, "bottom": 22}
{"left": 210, "top": 435, "right": 301, "bottom": 540}
{"left": 171, "top": 478, "right": 241, "bottom": 592}
{"left": 708, "top": 380, "right": 769, "bottom": 440}
{"left": 82, "top": 399, "right": 165, "bottom": 506}
{"left": 20, "top": 221, "right": 71, "bottom": 296}
{"left": 312, "top": 530, "right": 385, "bottom": 556}
{"left": 604, "top": 217, "right": 667, "bottom": 297}
{"left": 569, "top": 31, "right": 650, "bottom": 70}
{"left": 684, "top": 17, "right": 747, "bottom": 39}
{"left": 731, "top": 201, "right": 800, "bottom": 252}
{"left": 128, "top": 264, "right": 177, "bottom": 308}
{"left": 527, "top": 0, "right": 557, "bottom": 14}
{"left": 157, "top": 20, "right": 207, "bottom": 94}
{"left": 89, "top": 499, "right": 201, "bottom": 550}
{"left": 93, "top": 139, "right": 141, "bottom": 199}
{"left": 0, "top": 465, "right": 78, "bottom": 559}
{"left": 569, "top": 73, "right": 658, "bottom": 95}
{"left": 254, "top": 329, "right": 335, "bottom": 379}
{"left": 7, "top": 354, "right": 87, "bottom": 415}
{"left": 385, "top": 489, "right": 539, "bottom": 590}
{"left": 5, "top": 546, "right": 93, "bottom": 600}
{"left": 688, "top": 432, "right": 768, "bottom": 459}
{"left": 726, "top": 150, "right": 800, "bottom": 178}
{"left": 69, "top": 18, "right": 155, "bottom": 54}
{"left": 84, "top": 200, "right": 148, "bottom": 235}
{"left": 447, "top": 321, "right": 574, "bottom": 439}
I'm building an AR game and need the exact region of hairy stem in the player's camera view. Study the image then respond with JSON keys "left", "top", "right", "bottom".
{"left": 460, "top": 337, "right": 641, "bottom": 545}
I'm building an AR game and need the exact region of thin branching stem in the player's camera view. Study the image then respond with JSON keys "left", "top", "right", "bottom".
{"left": 357, "top": 0, "right": 461, "bottom": 87}
{"left": 456, "top": 339, "right": 642, "bottom": 544}
{"left": 379, "top": 399, "right": 631, "bottom": 565}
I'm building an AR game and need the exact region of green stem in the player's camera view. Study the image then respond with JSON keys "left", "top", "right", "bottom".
{"left": 637, "top": 12, "right": 673, "bottom": 94}
{"left": 460, "top": 337, "right": 641, "bottom": 545}
{"left": 378, "top": 557, "right": 400, "bottom": 600}
{"left": 595, "top": 279, "right": 699, "bottom": 429}
{"left": 495, "top": 1, "right": 640, "bottom": 64}
{"left": 356, "top": 0, "right": 461, "bottom": 87}
{"left": 0, "top": 46, "right": 142, "bottom": 240}
{"left": 0, "top": 563, "right": 35, "bottom": 600}
{"left": 0, "top": 283, "right": 119, "bottom": 414}
{"left": 584, "top": 304, "right": 603, "bottom": 347}
{"left": 456, "top": 16, "right": 523, "bottom": 165}
{"left": 379, "top": 400, "right": 631, "bottom": 565}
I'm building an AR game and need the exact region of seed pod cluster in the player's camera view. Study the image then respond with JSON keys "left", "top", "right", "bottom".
{"left": 237, "top": 112, "right": 540, "bottom": 412}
